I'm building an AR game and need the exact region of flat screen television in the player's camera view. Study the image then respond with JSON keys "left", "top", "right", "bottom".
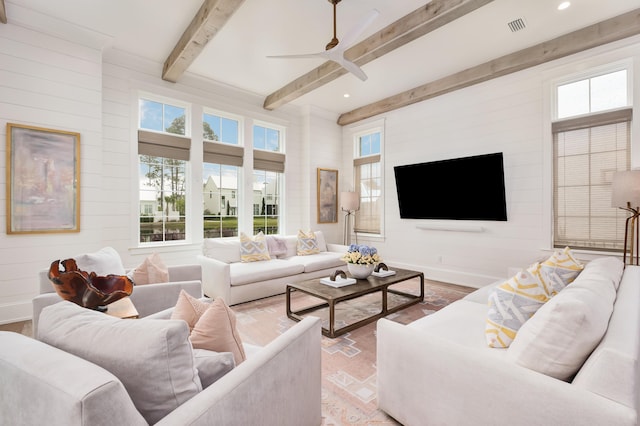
{"left": 394, "top": 152, "right": 507, "bottom": 221}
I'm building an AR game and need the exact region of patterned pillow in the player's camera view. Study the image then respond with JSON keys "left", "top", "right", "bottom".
{"left": 239, "top": 232, "right": 271, "bottom": 263}
{"left": 539, "top": 246, "right": 584, "bottom": 296}
{"left": 485, "top": 263, "right": 550, "bottom": 348}
{"left": 485, "top": 247, "right": 584, "bottom": 348}
{"left": 296, "top": 230, "right": 320, "bottom": 256}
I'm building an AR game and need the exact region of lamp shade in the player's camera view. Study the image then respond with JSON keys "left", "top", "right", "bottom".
{"left": 340, "top": 191, "right": 360, "bottom": 211}
{"left": 611, "top": 170, "right": 640, "bottom": 208}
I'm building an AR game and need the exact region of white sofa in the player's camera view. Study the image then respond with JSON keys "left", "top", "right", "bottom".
{"left": 377, "top": 257, "right": 639, "bottom": 426}
{"left": 198, "top": 231, "right": 347, "bottom": 305}
{"left": 3, "top": 283, "right": 322, "bottom": 426}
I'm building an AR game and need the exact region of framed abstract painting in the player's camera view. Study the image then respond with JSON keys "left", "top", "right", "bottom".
{"left": 6, "top": 123, "right": 81, "bottom": 234}
{"left": 317, "top": 168, "right": 338, "bottom": 223}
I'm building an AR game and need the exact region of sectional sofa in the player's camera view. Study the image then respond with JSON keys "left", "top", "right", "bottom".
{"left": 377, "top": 256, "right": 638, "bottom": 425}
{"left": 197, "top": 231, "right": 348, "bottom": 305}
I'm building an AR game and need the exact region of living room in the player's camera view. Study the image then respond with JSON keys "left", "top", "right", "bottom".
{"left": 1, "top": 0, "right": 640, "bottom": 424}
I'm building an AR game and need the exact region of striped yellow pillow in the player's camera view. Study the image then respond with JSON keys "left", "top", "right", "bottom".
{"left": 296, "top": 230, "right": 320, "bottom": 256}
{"left": 239, "top": 232, "right": 271, "bottom": 263}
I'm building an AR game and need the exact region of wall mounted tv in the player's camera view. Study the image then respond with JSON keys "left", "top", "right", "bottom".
{"left": 394, "top": 152, "right": 507, "bottom": 221}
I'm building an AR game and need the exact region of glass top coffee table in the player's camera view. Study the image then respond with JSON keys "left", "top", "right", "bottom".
{"left": 286, "top": 267, "right": 424, "bottom": 338}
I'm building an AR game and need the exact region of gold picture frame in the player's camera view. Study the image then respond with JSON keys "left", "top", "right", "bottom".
{"left": 6, "top": 123, "right": 81, "bottom": 234}
{"left": 317, "top": 168, "right": 338, "bottom": 223}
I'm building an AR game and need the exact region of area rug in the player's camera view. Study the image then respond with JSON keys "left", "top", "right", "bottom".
{"left": 232, "top": 278, "right": 474, "bottom": 426}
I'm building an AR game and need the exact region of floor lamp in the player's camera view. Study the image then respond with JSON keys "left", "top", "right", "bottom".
{"left": 341, "top": 191, "right": 360, "bottom": 246}
{"left": 611, "top": 171, "right": 640, "bottom": 266}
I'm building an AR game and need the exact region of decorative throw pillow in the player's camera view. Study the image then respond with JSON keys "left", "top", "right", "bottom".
{"left": 296, "top": 230, "right": 320, "bottom": 256}
{"left": 239, "top": 232, "right": 271, "bottom": 263}
{"left": 538, "top": 246, "right": 584, "bottom": 296}
{"left": 171, "top": 290, "right": 211, "bottom": 331}
{"left": 74, "top": 246, "right": 126, "bottom": 276}
{"left": 485, "top": 263, "right": 551, "bottom": 348}
{"left": 129, "top": 252, "right": 169, "bottom": 285}
{"left": 37, "top": 301, "right": 201, "bottom": 425}
{"left": 190, "top": 298, "right": 247, "bottom": 365}
{"left": 192, "top": 349, "right": 236, "bottom": 388}
{"left": 265, "top": 235, "right": 288, "bottom": 257}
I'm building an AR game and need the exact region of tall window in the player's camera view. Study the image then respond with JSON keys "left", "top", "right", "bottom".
{"left": 253, "top": 123, "right": 284, "bottom": 234}
{"left": 553, "top": 67, "right": 632, "bottom": 251}
{"left": 138, "top": 97, "right": 190, "bottom": 244}
{"left": 202, "top": 111, "right": 243, "bottom": 239}
{"left": 354, "top": 130, "right": 382, "bottom": 235}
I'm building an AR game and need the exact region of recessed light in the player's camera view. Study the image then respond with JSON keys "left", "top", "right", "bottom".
{"left": 343, "top": 93, "right": 350, "bottom": 98}
{"left": 558, "top": 2, "right": 570, "bottom": 10}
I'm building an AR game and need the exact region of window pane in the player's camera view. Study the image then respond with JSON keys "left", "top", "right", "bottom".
{"left": 253, "top": 125, "right": 266, "bottom": 150}
{"left": 204, "top": 113, "right": 239, "bottom": 145}
{"left": 557, "top": 80, "right": 589, "bottom": 119}
{"left": 164, "top": 105, "right": 186, "bottom": 135}
{"left": 591, "top": 70, "right": 627, "bottom": 113}
{"left": 203, "top": 114, "right": 221, "bottom": 141}
{"left": 266, "top": 128, "right": 280, "bottom": 151}
{"left": 222, "top": 118, "right": 239, "bottom": 145}
{"left": 203, "top": 163, "right": 239, "bottom": 238}
{"left": 253, "top": 170, "right": 281, "bottom": 234}
{"left": 139, "top": 99, "right": 163, "bottom": 132}
{"left": 139, "top": 155, "right": 187, "bottom": 243}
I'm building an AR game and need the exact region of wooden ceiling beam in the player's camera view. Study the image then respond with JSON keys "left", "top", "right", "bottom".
{"left": 0, "top": 0, "right": 7, "bottom": 24}
{"left": 338, "top": 8, "right": 640, "bottom": 126}
{"left": 263, "top": 0, "right": 494, "bottom": 111}
{"left": 162, "top": 0, "right": 246, "bottom": 83}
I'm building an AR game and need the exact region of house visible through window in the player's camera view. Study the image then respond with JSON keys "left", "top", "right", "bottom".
{"left": 553, "top": 66, "right": 632, "bottom": 251}
{"left": 138, "top": 96, "right": 190, "bottom": 244}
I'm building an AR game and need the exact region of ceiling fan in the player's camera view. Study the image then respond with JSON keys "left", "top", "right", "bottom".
{"left": 267, "top": 0, "right": 379, "bottom": 81}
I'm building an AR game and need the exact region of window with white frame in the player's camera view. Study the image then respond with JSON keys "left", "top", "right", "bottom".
{"left": 203, "top": 111, "right": 239, "bottom": 145}
{"left": 354, "top": 129, "right": 382, "bottom": 235}
{"left": 552, "top": 66, "right": 632, "bottom": 251}
{"left": 252, "top": 123, "right": 285, "bottom": 235}
{"left": 138, "top": 96, "right": 190, "bottom": 244}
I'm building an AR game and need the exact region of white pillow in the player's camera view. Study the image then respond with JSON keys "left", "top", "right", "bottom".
{"left": 74, "top": 246, "right": 126, "bottom": 276}
{"left": 202, "top": 238, "right": 241, "bottom": 263}
{"left": 506, "top": 257, "right": 621, "bottom": 380}
{"left": 37, "top": 301, "right": 202, "bottom": 424}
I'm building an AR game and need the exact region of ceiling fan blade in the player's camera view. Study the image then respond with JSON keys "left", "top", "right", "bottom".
{"left": 334, "top": 57, "right": 368, "bottom": 81}
{"left": 338, "top": 9, "right": 380, "bottom": 51}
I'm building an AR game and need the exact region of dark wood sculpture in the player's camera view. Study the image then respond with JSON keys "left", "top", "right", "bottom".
{"left": 48, "top": 259, "right": 134, "bottom": 310}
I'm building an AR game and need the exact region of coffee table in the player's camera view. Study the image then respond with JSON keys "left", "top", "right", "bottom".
{"left": 286, "top": 267, "right": 424, "bottom": 338}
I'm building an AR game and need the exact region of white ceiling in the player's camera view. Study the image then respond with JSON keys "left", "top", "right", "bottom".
{"left": 7, "top": 0, "right": 639, "bottom": 115}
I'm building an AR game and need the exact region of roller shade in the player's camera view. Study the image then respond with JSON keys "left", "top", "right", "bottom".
{"left": 138, "top": 130, "right": 190, "bottom": 161}
{"left": 204, "top": 141, "right": 244, "bottom": 167}
{"left": 254, "top": 150, "right": 285, "bottom": 172}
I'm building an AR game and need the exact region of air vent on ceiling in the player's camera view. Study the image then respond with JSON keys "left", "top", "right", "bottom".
{"left": 507, "top": 18, "right": 527, "bottom": 33}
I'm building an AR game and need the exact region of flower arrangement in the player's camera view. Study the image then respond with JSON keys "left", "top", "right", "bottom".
{"left": 341, "top": 244, "right": 381, "bottom": 265}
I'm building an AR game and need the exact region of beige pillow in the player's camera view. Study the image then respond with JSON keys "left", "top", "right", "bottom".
{"left": 171, "top": 290, "right": 211, "bottom": 331}
{"left": 240, "top": 231, "right": 271, "bottom": 262}
{"left": 296, "top": 230, "right": 320, "bottom": 255}
{"left": 130, "top": 252, "right": 169, "bottom": 285}
{"left": 190, "top": 298, "right": 247, "bottom": 365}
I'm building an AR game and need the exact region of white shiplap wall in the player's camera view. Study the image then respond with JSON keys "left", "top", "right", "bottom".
{"left": 346, "top": 35, "right": 640, "bottom": 288}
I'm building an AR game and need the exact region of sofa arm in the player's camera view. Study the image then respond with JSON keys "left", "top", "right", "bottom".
{"left": 157, "top": 316, "right": 322, "bottom": 426}
{"left": 167, "top": 264, "right": 202, "bottom": 282}
{"left": 376, "top": 319, "right": 636, "bottom": 426}
{"left": 326, "top": 243, "right": 349, "bottom": 254}
{"left": 197, "top": 255, "right": 231, "bottom": 301}
{"left": 129, "top": 281, "right": 202, "bottom": 318}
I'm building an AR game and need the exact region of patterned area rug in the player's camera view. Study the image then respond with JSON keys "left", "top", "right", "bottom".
{"left": 232, "top": 278, "right": 474, "bottom": 426}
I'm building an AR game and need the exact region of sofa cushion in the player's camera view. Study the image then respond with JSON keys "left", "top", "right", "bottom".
{"left": 297, "top": 230, "right": 321, "bottom": 255}
{"left": 190, "top": 297, "right": 247, "bottom": 365}
{"left": 37, "top": 301, "right": 202, "bottom": 425}
{"left": 230, "top": 259, "right": 305, "bottom": 286}
{"left": 203, "top": 238, "right": 241, "bottom": 263}
{"left": 287, "top": 252, "right": 345, "bottom": 273}
{"left": 129, "top": 252, "right": 169, "bottom": 285}
{"left": 506, "top": 257, "right": 622, "bottom": 381}
{"left": 193, "top": 349, "right": 236, "bottom": 388}
{"left": 240, "top": 232, "right": 271, "bottom": 262}
{"left": 74, "top": 246, "right": 126, "bottom": 276}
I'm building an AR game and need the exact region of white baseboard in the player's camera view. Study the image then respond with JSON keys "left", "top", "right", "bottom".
{"left": 0, "top": 301, "right": 32, "bottom": 325}
{"left": 388, "top": 261, "right": 503, "bottom": 289}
